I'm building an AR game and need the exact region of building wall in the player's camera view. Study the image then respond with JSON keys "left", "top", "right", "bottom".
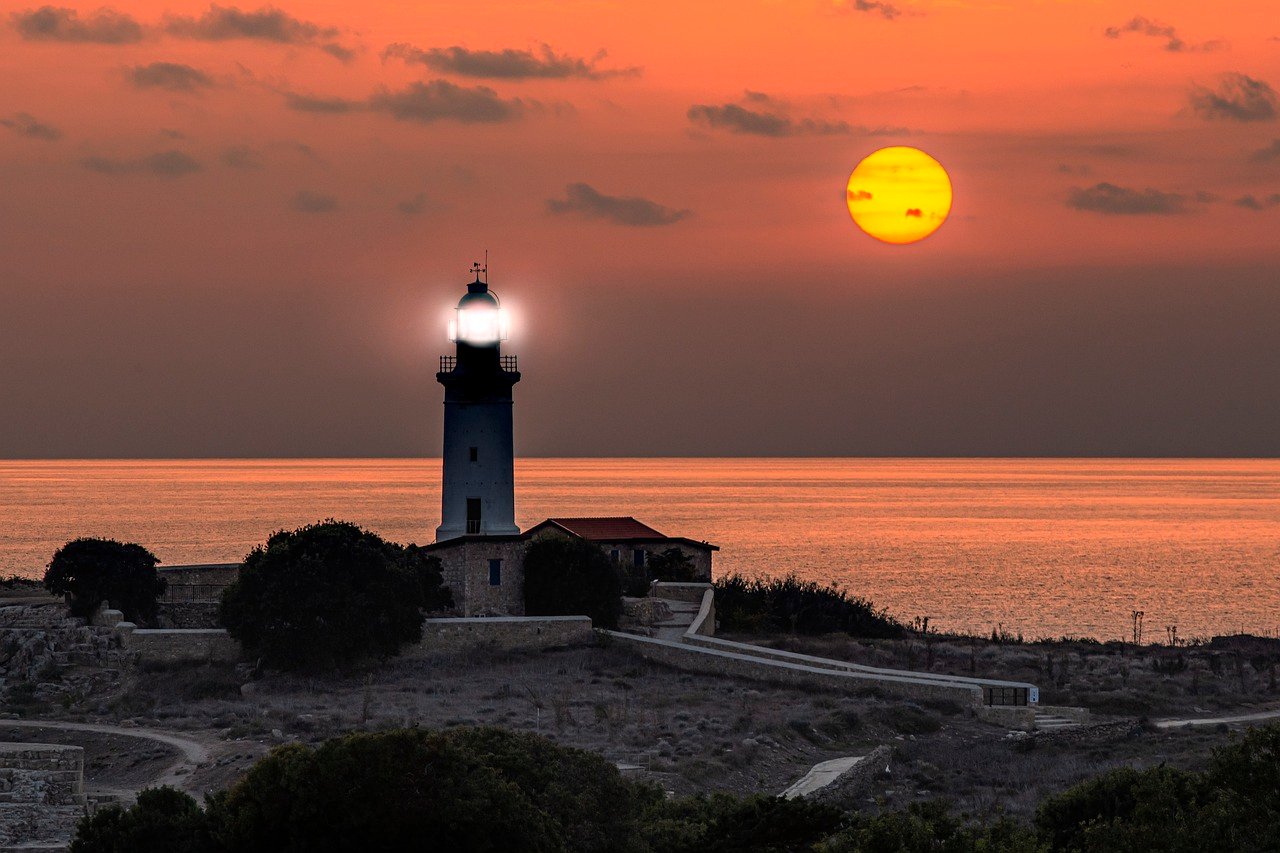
{"left": 596, "top": 541, "right": 713, "bottom": 581}
{"left": 433, "top": 539, "right": 526, "bottom": 616}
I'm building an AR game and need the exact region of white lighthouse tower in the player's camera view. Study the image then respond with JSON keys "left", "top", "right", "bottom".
{"left": 435, "top": 264, "right": 521, "bottom": 541}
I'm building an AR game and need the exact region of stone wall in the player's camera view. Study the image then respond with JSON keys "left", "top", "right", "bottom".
{"left": 415, "top": 616, "right": 593, "bottom": 654}
{"left": 686, "top": 588, "right": 716, "bottom": 637}
{"left": 123, "top": 628, "right": 240, "bottom": 664}
{"left": 158, "top": 602, "right": 221, "bottom": 629}
{"left": 650, "top": 582, "right": 712, "bottom": 604}
{"left": 158, "top": 563, "right": 238, "bottom": 603}
{"left": 602, "top": 630, "right": 985, "bottom": 707}
{"left": 0, "top": 742, "right": 85, "bottom": 850}
{"left": 806, "top": 745, "right": 893, "bottom": 807}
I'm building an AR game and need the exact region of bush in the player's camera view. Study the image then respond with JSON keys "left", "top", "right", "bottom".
{"left": 71, "top": 786, "right": 215, "bottom": 853}
{"left": 71, "top": 727, "right": 659, "bottom": 853}
{"left": 643, "top": 793, "right": 844, "bottom": 853}
{"left": 219, "top": 520, "right": 451, "bottom": 671}
{"left": 820, "top": 800, "right": 1039, "bottom": 853}
{"left": 523, "top": 536, "right": 623, "bottom": 629}
{"left": 714, "top": 573, "right": 904, "bottom": 638}
{"left": 43, "top": 538, "right": 166, "bottom": 624}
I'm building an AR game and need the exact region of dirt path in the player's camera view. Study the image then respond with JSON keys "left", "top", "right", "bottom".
{"left": 3, "top": 719, "right": 213, "bottom": 791}
{"left": 1154, "top": 706, "right": 1280, "bottom": 729}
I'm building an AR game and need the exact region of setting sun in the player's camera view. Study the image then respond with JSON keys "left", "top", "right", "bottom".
{"left": 846, "top": 146, "right": 953, "bottom": 245}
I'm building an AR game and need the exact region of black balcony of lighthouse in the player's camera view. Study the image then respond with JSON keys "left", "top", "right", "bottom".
{"left": 435, "top": 267, "right": 521, "bottom": 542}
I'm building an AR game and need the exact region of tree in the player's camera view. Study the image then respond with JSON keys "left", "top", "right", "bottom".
{"left": 219, "top": 521, "right": 451, "bottom": 671}
{"left": 71, "top": 786, "right": 215, "bottom": 853}
{"left": 523, "top": 535, "right": 623, "bottom": 629}
{"left": 43, "top": 538, "right": 166, "bottom": 624}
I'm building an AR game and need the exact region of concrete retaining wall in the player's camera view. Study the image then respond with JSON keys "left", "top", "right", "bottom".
{"left": 650, "top": 582, "right": 712, "bottom": 604}
{"left": 0, "top": 742, "right": 84, "bottom": 850}
{"left": 417, "top": 616, "right": 594, "bottom": 653}
{"left": 601, "top": 630, "right": 985, "bottom": 707}
{"left": 686, "top": 588, "right": 716, "bottom": 637}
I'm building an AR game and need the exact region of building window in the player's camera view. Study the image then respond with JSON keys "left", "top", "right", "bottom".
{"left": 466, "top": 498, "right": 482, "bottom": 534}
{"left": 469, "top": 446, "right": 479, "bottom": 462}
{"left": 488, "top": 559, "right": 502, "bottom": 586}
{"left": 610, "top": 549, "right": 620, "bottom": 562}
{"left": 633, "top": 549, "right": 646, "bottom": 568}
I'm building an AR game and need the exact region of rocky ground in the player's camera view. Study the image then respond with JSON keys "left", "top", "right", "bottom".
{"left": 2, "top": 600, "right": 1275, "bottom": 821}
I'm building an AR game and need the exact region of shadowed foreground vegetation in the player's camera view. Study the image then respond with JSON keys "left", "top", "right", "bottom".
{"left": 72, "top": 723, "right": 1280, "bottom": 852}
{"left": 715, "top": 574, "right": 906, "bottom": 639}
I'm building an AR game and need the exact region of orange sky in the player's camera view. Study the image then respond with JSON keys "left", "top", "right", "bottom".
{"left": 1, "top": 1, "right": 1278, "bottom": 456}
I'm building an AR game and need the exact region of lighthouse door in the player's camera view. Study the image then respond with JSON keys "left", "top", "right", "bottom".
{"left": 466, "top": 498, "right": 482, "bottom": 534}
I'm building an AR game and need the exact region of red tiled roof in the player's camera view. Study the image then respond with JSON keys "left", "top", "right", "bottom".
{"left": 541, "top": 517, "right": 665, "bottom": 540}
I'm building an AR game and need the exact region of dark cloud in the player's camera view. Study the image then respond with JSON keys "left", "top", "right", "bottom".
{"left": 687, "top": 102, "right": 851, "bottom": 137}
{"left": 81, "top": 150, "right": 202, "bottom": 177}
{"left": 290, "top": 190, "right": 337, "bottom": 213}
{"left": 396, "top": 192, "right": 428, "bottom": 215}
{"left": 1234, "top": 193, "right": 1280, "bottom": 210}
{"left": 221, "top": 145, "right": 260, "bottom": 169}
{"left": 0, "top": 112, "right": 62, "bottom": 141}
{"left": 383, "top": 42, "right": 640, "bottom": 80}
{"left": 835, "top": 0, "right": 901, "bottom": 19}
{"left": 284, "top": 92, "right": 362, "bottom": 114}
{"left": 127, "top": 62, "right": 214, "bottom": 92}
{"left": 546, "top": 182, "right": 689, "bottom": 227}
{"left": 10, "top": 5, "right": 144, "bottom": 43}
{"left": 1248, "top": 139, "right": 1280, "bottom": 162}
{"left": 1104, "top": 16, "right": 1224, "bottom": 52}
{"left": 164, "top": 4, "right": 351, "bottom": 57}
{"left": 1189, "top": 73, "right": 1278, "bottom": 122}
{"left": 1066, "top": 182, "right": 1193, "bottom": 215}
{"left": 368, "top": 80, "right": 524, "bottom": 124}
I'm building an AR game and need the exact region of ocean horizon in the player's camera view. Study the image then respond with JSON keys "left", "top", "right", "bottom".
{"left": 4, "top": 457, "right": 1278, "bottom": 642}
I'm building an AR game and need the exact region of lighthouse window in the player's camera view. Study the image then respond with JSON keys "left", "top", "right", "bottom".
{"left": 488, "top": 559, "right": 502, "bottom": 586}
{"left": 469, "top": 447, "right": 478, "bottom": 462}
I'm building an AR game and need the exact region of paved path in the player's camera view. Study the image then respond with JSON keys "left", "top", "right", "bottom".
{"left": 779, "top": 755, "right": 865, "bottom": 799}
{"left": 1154, "top": 707, "right": 1280, "bottom": 730}
{"left": 2, "top": 719, "right": 212, "bottom": 791}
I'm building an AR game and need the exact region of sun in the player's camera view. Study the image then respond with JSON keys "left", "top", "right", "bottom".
{"left": 846, "top": 146, "right": 953, "bottom": 245}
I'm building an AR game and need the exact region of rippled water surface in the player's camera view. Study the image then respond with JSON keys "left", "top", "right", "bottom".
{"left": 3, "top": 458, "right": 1278, "bottom": 640}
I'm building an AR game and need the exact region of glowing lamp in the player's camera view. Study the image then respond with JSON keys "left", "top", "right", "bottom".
{"left": 448, "top": 288, "right": 509, "bottom": 346}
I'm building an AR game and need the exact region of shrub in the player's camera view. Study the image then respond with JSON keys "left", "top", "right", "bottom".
{"left": 219, "top": 520, "right": 451, "bottom": 671}
{"left": 714, "top": 573, "right": 904, "bottom": 638}
{"left": 43, "top": 538, "right": 165, "bottom": 624}
{"left": 820, "top": 800, "right": 1039, "bottom": 853}
{"left": 523, "top": 535, "right": 623, "bottom": 629}
{"left": 643, "top": 793, "right": 844, "bottom": 853}
{"left": 71, "top": 786, "right": 215, "bottom": 853}
{"left": 619, "top": 547, "right": 701, "bottom": 597}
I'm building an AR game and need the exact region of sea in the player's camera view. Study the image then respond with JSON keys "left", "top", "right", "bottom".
{"left": 2, "top": 458, "right": 1278, "bottom": 642}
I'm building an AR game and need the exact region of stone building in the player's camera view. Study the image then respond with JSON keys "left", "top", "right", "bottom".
{"left": 423, "top": 516, "right": 717, "bottom": 616}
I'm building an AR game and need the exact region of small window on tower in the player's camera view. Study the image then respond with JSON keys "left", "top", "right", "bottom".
{"left": 488, "top": 559, "right": 502, "bottom": 586}
{"left": 469, "top": 447, "right": 478, "bottom": 462}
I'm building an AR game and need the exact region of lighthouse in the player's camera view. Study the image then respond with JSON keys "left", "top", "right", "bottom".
{"left": 435, "top": 264, "right": 521, "bottom": 541}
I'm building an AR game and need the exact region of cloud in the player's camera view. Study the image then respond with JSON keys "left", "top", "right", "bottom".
{"left": 1104, "top": 16, "right": 1224, "bottom": 52}
{"left": 833, "top": 0, "right": 901, "bottom": 20}
{"left": 1066, "top": 182, "right": 1196, "bottom": 215}
{"left": 368, "top": 80, "right": 524, "bottom": 124}
{"left": 10, "top": 5, "right": 144, "bottom": 43}
{"left": 221, "top": 145, "right": 260, "bottom": 169}
{"left": 0, "top": 112, "right": 62, "bottom": 140}
{"left": 396, "top": 192, "right": 428, "bottom": 215}
{"left": 546, "top": 182, "right": 689, "bottom": 227}
{"left": 1248, "top": 139, "right": 1280, "bottom": 162}
{"left": 164, "top": 4, "right": 351, "bottom": 57}
{"left": 383, "top": 42, "right": 640, "bottom": 80}
{"left": 1234, "top": 193, "right": 1280, "bottom": 210}
{"left": 290, "top": 189, "right": 337, "bottom": 212}
{"left": 1189, "top": 73, "right": 1278, "bottom": 122}
{"left": 81, "top": 150, "right": 202, "bottom": 177}
{"left": 687, "top": 102, "right": 851, "bottom": 137}
{"left": 127, "top": 62, "right": 214, "bottom": 92}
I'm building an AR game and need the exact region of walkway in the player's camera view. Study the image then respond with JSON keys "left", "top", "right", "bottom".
{"left": 2, "top": 719, "right": 212, "bottom": 791}
{"left": 1154, "top": 707, "right": 1280, "bottom": 730}
{"left": 779, "top": 755, "right": 866, "bottom": 799}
